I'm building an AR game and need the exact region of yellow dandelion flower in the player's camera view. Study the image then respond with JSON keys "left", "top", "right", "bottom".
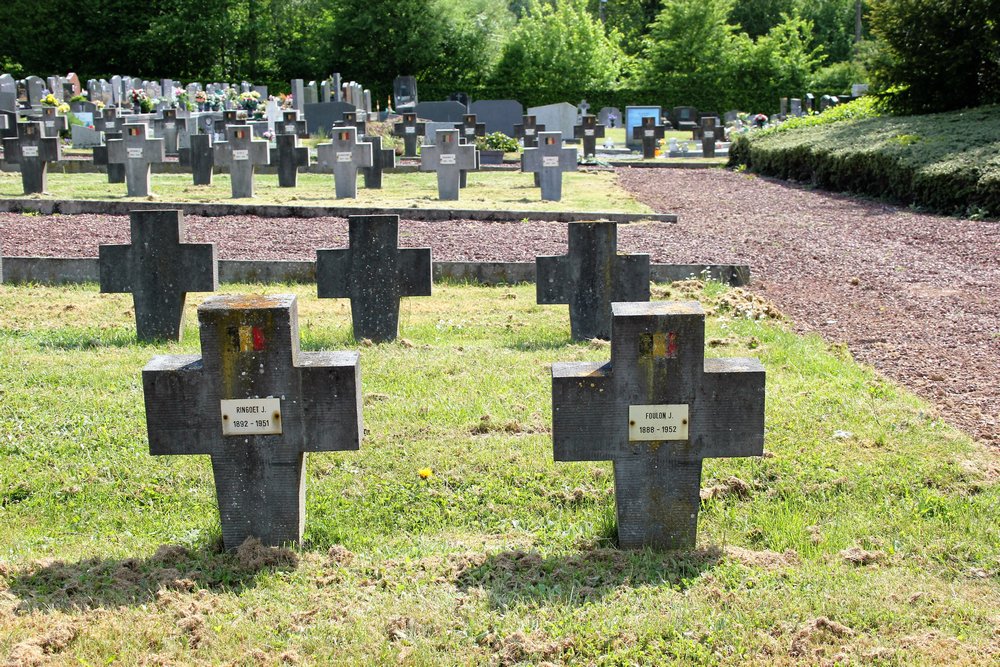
{"left": 418, "top": 467, "right": 433, "bottom": 480}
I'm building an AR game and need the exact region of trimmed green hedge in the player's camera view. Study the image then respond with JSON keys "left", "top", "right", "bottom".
{"left": 729, "top": 103, "right": 1000, "bottom": 218}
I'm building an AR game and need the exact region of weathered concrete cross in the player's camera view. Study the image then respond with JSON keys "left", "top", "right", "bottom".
{"left": 99, "top": 209, "right": 217, "bottom": 341}
{"left": 574, "top": 114, "right": 606, "bottom": 157}
{"left": 214, "top": 125, "right": 270, "bottom": 198}
{"left": 316, "top": 214, "right": 432, "bottom": 343}
{"left": 214, "top": 110, "right": 241, "bottom": 136}
{"left": 39, "top": 106, "right": 68, "bottom": 138}
{"left": 536, "top": 221, "right": 649, "bottom": 340}
{"left": 271, "top": 133, "right": 310, "bottom": 188}
{"left": 551, "top": 301, "right": 766, "bottom": 549}
{"left": 522, "top": 131, "right": 577, "bottom": 201}
{"left": 277, "top": 110, "right": 308, "bottom": 138}
{"left": 513, "top": 115, "right": 545, "bottom": 148}
{"left": 393, "top": 112, "right": 425, "bottom": 157}
{"left": 92, "top": 129, "right": 125, "bottom": 184}
{"left": 361, "top": 134, "right": 395, "bottom": 190}
{"left": 153, "top": 108, "right": 189, "bottom": 156}
{"left": 631, "top": 116, "right": 665, "bottom": 159}
{"left": 337, "top": 110, "right": 366, "bottom": 136}
{"left": 142, "top": 294, "right": 363, "bottom": 549}
{"left": 701, "top": 117, "right": 718, "bottom": 158}
{"left": 419, "top": 129, "right": 477, "bottom": 201}
{"left": 190, "top": 133, "right": 215, "bottom": 186}
{"left": 455, "top": 113, "right": 485, "bottom": 142}
{"left": 316, "top": 127, "right": 373, "bottom": 199}
{"left": 107, "top": 123, "right": 166, "bottom": 197}
{"left": 1, "top": 121, "right": 61, "bottom": 194}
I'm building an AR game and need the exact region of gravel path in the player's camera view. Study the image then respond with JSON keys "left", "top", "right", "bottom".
{"left": 1, "top": 168, "right": 997, "bottom": 444}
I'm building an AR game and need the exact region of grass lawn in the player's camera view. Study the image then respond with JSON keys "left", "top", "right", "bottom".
{"left": 0, "top": 170, "right": 654, "bottom": 214}
{"left": 0, "top": 280, "right": 997, "bottom": 664}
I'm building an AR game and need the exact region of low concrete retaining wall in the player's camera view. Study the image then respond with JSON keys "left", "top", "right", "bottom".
{"left": 2, "top": 257, "right": 750, "bottom": 287}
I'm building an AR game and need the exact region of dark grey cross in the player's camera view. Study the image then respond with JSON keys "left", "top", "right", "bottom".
{"left": 93, "top": 130, "right": 125, "bottom": 184}
{"left": 536, "top": 221, "right": 650, "bottom": 340}
{"left": 419, "top": 129, "right": 477, "bottom": 201}
{"left": 513, "top": 115, "right": 545, "bottom": 148}
{"left": 190, "top": 133, "right": 214, "bottom": 186}
{"left": 361, "top": 134, "right": 395, "bottom": 189}
{"left": 39, "top": 106, "right": 68, "bottom": 138}
{"left": 214, "top": 110, "right": 241, "bottom": 135}
{"left": 270, "top": 134, "right": 310, "bottom": 188}
{"left": 521, "top": 131, "right": 577, "bottom": 201}
{"left": 94, "top": 107, "right": 123, "bottom": 134}
{"left": 573, "top": 114, "right": 606, "bottom": 158}
{"left": 99, "top": 209, "right": 217, "bottom": 341}
{"left": 337, "top": 110, "right": 366, "bottom": 136}
{"left": 278, "top": 110, "right": 308, "bottom": 138}
{"left": 631, "top": 116, "right": 665, "bottom": 159}
{"left": 153, "top": 108, "right": 190, "bottom": 156}
{"left": 316, "top": 127, "right": 373, "bottom": 199}
{"left": 142, "top": 293, "right": 363, "bottom": 549}
{"left": 701, "top": 117, "right": 718, "bottom": 158}
{"left": 455, "top": 113, "right": 485, "bottom": 142}
{"left": 2, "top": 121, "right": 61, "bottom": 194}
{"left": 213, "top": 125, "right": 270, "bottom": 198}
{"left": 107, "top": 123, "right": 166, "bottom": 197}
{"left": 551, "top": 301, "right": 766, "bottom": 549}
{"left": 316, "top": 214, "right": 432, "bottom": 343}
{"left": 393, "top": 112, "right": 425, "bottom": 157}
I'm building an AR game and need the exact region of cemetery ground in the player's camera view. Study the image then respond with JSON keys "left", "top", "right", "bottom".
{"left": 0, "top": 170, "right": 654, "bottom": 215}
{"left": 0, "top": 278, "right": 998, "bottom": 665}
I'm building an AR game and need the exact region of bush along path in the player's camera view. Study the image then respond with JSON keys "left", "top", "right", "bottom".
{"left": 728, "top": 100, "right": 1000, "bottom": 218}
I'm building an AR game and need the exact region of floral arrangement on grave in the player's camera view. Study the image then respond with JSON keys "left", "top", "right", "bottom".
{"left": 195, "top": 91, "right": 208, "bottom": 105}
{"left": 279, "top": 93, "right": 294, "bottom": 109}
{"left": 175, "top": 90, "right": 195, "bottom": 112}
{"left": 40, "top": 93, "right": 60, "bottom": 107}
{"left": 130, "top": 89, "right": 154, "bottom": 113}
{"left": 475, "top": 132, "right": 519, "bottom": 154}
{"left": 238, "top": 91, "right": 262, "bottom": 113}
{"left": 263, "top": 129, "right": 275, "bottom": 143}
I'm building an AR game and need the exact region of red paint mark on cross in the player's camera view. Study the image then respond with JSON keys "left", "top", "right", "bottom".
{"left": 667, "top": 332, "right": 679, "bottom": 358}
{"left": 252, "top": 326, "right": 266, "bottom": 351}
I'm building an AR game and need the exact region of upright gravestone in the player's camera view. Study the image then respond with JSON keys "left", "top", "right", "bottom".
{"left": 190, "top": 134, "right": 214, "bottom": 186}
{"left": 393, "top": 112, "right": 425, "bottom": 157}
{"left": 790, "top": 98, "right": 803, "bottom": 117}
{"left": 99, "top": 209, "right": 217, "bottom": 341}
{"left": 701, "top": 117, "right": 718, "bottom": 158}
{"left": 214, "top": 110, "right": 241, "bottom": 136}
{"left": 597, "top": 107, "right": 621, "bottom": 129}
{"left": 153, "top": 108, "right": 189, "bottom": 156}
{"left": 339, "top": 110, "right": 366, "bottom": 136}
{"left": 278, "top": 109, "right": 308, "bottom": 138}
{"left": 39, "top": 106, "right": 68, "bottom": 138}
{"left": 573, "top": 114, "right": 605, "bottom": 158}
{"left": 419, "top": 129, "right": 477, "bottom": 201}
{"left": 107, "top": 123, "right": 166, "bottom": 197}
{"left": 214, "top": 125, "right": 270, "bottom": 198}
{"left": 551, "top": 301, "right": 766, "bottom": 549}
{"left": 93, "top": 128, "right": 125, "bottom": 184}
{"left": 361, "top": 134, "right": 395, "bottom": 189}
{"left": 522, "top": 131, "right": 577, "bottom": 202}
{"left": 316, "top": 215, "right": 432, "bottom": 343}
{"left": 271, "top": 133, "right": 309, "bottom": 188}
{"left": 316, "top": 127, "right": 373, "bottom": 198}
{"left": 455, "top": 113, "right": 485, "bottom": 143}
{"left": 25, "top": 76, "right": 45, "bottom": 107}
{"left": 536, "top": 221, "right": 650, "bottom": 340}
{"left": 468, "top": 99, "right": 523, "bottom": 136}
{"left": 291, "top": 79, "right": 305, "bottom": 112}
{"left": 413, "top": 101, "right": 466, "bottom": 123}
{"left": 142, "top": 293, "right": 363, "bottom": 549}
{"left": 393, "top": 75, "right": 418, "bottom": 111}
{"left": 513, "top": 115, "right": 545, "bottom": 148}
{"left": 631, "top": 116, "right": 665, "bottom": 159}
{"left": 2, "top": 121, "right": 61, "bottom": 194}
{"left": 527, "top": 102, "right": 577, "bottom": 137}
{"left": 671, "top": 106, "right": 698, "bottom": 131}
{"left": 779, "top": 97, "right": 788, "bottom": 119}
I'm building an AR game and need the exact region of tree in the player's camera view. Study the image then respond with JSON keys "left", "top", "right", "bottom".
{"left": 868, "top": 0, "right": 1000, "bottom": 113}
{"left": 491, "top": 0, "right": 624, "bottom": 92}
{"left": 728, "top": 0, "right": 796, "bottom": 39}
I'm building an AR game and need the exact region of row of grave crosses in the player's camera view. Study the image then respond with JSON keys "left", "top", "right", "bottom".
{"left": 108, "top": 209, "right": 764, "bottom": 551}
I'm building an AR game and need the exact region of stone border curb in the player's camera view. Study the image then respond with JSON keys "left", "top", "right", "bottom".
{"left": 2, "top": 257, "right": 749, "bottom": 287}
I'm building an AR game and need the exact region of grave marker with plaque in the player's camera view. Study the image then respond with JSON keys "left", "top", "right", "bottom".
{"left": 573, "top": 114, "right": 606, "bottom": 157}
{"left": 521, "top": 131, "right": 577, "bottom": 201}
{"left": 214, "top": 125, "right": 270, "bottom": 198}
{"left": 316, "top": 126, "right": 373, "bottom": 199}
{"left": 631, "top": 116, "right": 665, "bottom": 159}
{"left": 2, "top": 121, "right": 62, "bottom": 194}
{"left": 107, "top": 123, "right": 166, "bottom": 197}
{"left": 419, "top": 129, "right": 477, "bottom": 201}
{"left": 393, "top": 112, "right": 425, "bottom": 157}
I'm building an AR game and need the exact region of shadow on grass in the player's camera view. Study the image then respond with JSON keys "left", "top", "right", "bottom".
{"left": 455, "top": 545, "right": 722, "bottom": 609}
{"left": 34, "top": 327, "right": 152, "bottom": 350}
{"left": 7, "top": 538, "right": 299, "bottom": 612}
{"left": 503, "top": 335, "right": 576, "bottom": 352}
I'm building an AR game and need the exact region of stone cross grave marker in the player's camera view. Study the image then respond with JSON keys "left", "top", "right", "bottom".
{"left": 419, "top": 128, "right": 477, "bottom": 201}
{"left": 701, "top": 117, "right": 718, "bottom": 158}
{"left": 522, "top": 131, "right": 577, "bottom": 201}
{"left": 153, "top": 108, "right": 188, "bottom": 156}
{"left": 632, "top": 116, "right": 665, "bottom": 159}
{"left": 573, "top": 114, "right": 606, "bottom": 158}
{"left": 107, "top": 123, "right": 166, "bottom": 197}
{"left": 316, "top": 127, "right": 373, "bottom": 199}
{"left": 214, "top": 125, "right": 270, "bottom": 198}
{"left": 271, "top": 133, "right": 309, "bottom": 188}
{"left": 317, "top": 214, "right": 432, "bottom": 342}
{"left": 577, "top": 99, "right": 590, "bottom": 116}
{"left": 142, "top": 293, "right": 363, "bottom": 549}
{"left": 190, "top": 133, "right": 215, "bottom": 186}
{"left": 92, "top": 130, "right": 125, "bottom": 184}
{"left": 338, "top": 110, "right": 366, "bottom": 136}
{"left": 361, "top": 134, "right": 395, "bottom": 190}
{"left": 99, "top": 209, "right": 217, "bottom": 341}
{"left": 455, "top": 113, "right": 485, "bottom": 142}
{"left": 214, "top": 110, "right": 241, "bottom": 136}
{"left": 2, "top": 121, "right": 61, "bottom": 194}
{"left": 278, "top": 110, "right": 308, "bottom": 138}
{"left": 551, "top": 301, "right": 765, "bottom": 549}
{"left": 537, "top": 221, "right": 650, "bottom": 340}
{"left": 39, "top": 106, "right": 68, "bottom": 137}
{"left": 393, "top": 112, "right": 425, "bottom": 157}
{"left": 513, "top": 115, "right": 545, "bottom": 147}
